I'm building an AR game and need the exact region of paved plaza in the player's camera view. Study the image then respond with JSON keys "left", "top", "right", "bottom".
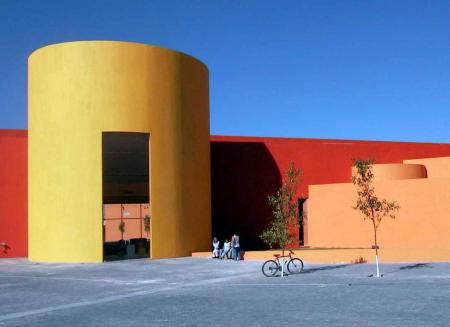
{"left": 1, "top": 257, "right": 450, "bottom": 326}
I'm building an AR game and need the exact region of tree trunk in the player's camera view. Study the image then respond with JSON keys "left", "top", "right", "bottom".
{"left": 373, "top": 224, "right": 378, "bottom": 256}
{"left": 370, "top": 209, "right": 378, "bottom": 255}
{"left": 371, "top": 211, "right": 380, "bottom": 277}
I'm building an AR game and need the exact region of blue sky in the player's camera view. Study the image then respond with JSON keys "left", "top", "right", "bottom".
{"left": 1, "top": 0, "right": 450, "bottom": 142}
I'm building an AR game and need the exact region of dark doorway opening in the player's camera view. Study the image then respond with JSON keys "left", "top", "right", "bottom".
{"left": 102, "top": 132, "right": 150, "bottom": 261}
{"left": 298, "top": 198, "right": 307, "bottom": 246}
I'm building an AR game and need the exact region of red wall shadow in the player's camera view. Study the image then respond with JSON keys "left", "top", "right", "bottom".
{"left": 211, "top": 142, "right": 282, "bottom": 250}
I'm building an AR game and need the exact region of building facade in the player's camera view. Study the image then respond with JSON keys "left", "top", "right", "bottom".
{"left": 2, "top": 41, "right": 450, "bottom": 263}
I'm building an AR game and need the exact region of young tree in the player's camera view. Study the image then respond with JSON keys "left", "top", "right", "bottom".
{"left": 143, "top": 214, "right": 151, "bottom": 239}
{"left": 260, "top": 162, "right": 302, "bottom": 276}
{"left": 118, "top": 220, "right": 126, "bottom": 241}
{"left": 352, "top": 159, "right": 400, "bottom": 277}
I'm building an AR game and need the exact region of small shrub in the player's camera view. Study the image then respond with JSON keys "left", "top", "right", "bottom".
{"left": 351, "top": 256, "right": 367, "bottom": 264}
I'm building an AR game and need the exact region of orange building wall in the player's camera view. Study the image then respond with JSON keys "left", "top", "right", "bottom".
{"left": 211, "top": 136, "right": 450, "bottom": 251}
{"left": 308, "top": 160, "right": 450, "bottom": 262}
{"left": 103, "top": 204, "right": 150, "bottom": 242}
{"left": 404, "top": 156, "right": 450, "bottom": 178}
{"left": 370, "top": 163, "right": 427, "bottom": 181}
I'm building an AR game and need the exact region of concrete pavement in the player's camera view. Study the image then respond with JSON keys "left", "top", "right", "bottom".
{"left": 1, "top": 258, "right": 450, "bottom": 326}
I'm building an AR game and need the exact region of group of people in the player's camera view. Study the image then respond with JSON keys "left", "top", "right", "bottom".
{"left": 212, "top": 233, "right": 240, "bottom": 260}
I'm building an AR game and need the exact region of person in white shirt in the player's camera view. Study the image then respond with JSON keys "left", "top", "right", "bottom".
{"left": 212, "top": 237, "right": 220, "bottom": 258}
{"left": 232, "top": 233, "right": 240, "bottom": 261}
{"left": 220, "top": 239, "right": 231, "bottom": 259}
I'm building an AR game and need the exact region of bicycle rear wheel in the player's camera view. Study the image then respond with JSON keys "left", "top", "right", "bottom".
{"left": 262, "top": 260, "right": 279, "bottom": 277}
{"left": 287, "top": 258, "right": 304, "bottom": 274}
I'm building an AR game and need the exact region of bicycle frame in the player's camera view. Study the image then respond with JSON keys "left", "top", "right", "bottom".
{"left": 273, "top": 250, "right": 296, "bottom": 265}
{"left": 261, "top": 250, "right": 303, "bottom": 277}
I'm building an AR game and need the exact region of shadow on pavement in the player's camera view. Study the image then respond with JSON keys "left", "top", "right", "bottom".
{"left": 300, "top": 264, "right": 349, "bottom": 274}
{"left": 398, "top": 263, "right": 432, "bottom": 270}
{"left": 382, "top": 263, "right": 432, "bottom": 276}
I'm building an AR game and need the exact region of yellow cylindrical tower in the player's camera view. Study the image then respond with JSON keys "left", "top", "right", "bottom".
{"left": 28, "top": 41, "right": 211, "bottom": 262}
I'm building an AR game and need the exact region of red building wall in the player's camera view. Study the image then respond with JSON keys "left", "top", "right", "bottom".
{"left": 0, "top": 130, "right": 27, "bottom": 258}
{"left": 2, "top": 131, "right": 450, "bottom": 258}
{"left": 210, "top": 136, "right": 450, "bottom": 250}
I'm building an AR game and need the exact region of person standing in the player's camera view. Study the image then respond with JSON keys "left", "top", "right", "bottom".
{"left": 232, "top": 233, "right": 240, "bottom": 261}
{"left": 230, "top": 234, "right": 235, "bottom": 259}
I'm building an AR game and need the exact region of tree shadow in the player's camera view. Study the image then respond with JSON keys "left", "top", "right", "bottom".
{"left": 398, "top": 263, "right": 432, "bottom": 270}
{"left": 382, "top": 263, "right": 432, "bottom": 276}
{"left": 1, "top": 242, "right": 10, "bottom": 254}
{"left": 301, "top": 264, "right": 349, "bottom": 274}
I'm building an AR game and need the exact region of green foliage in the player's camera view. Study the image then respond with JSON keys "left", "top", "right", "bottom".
{"left": 351, "top": 159, "right": 400, "bottom": 252}
{"left": 260, "top": 162, "right": 301, "bottom": 251}
{"left": 118, "top": 220, "right": 125, "bottom": 240}
{"left": 143, "top": 214, "right": 151, "bottom": 238}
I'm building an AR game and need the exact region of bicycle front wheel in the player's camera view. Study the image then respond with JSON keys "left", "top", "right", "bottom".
{"left": 287, "top": 258, "right": 304, "bottom": 274}
{"left": 262, "top": 260, "right": 279, "bottom": 277}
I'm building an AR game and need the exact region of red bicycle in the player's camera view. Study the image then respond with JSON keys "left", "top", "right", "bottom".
{"left": 262, "top": 250, "right": 304, "bottom": 277}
